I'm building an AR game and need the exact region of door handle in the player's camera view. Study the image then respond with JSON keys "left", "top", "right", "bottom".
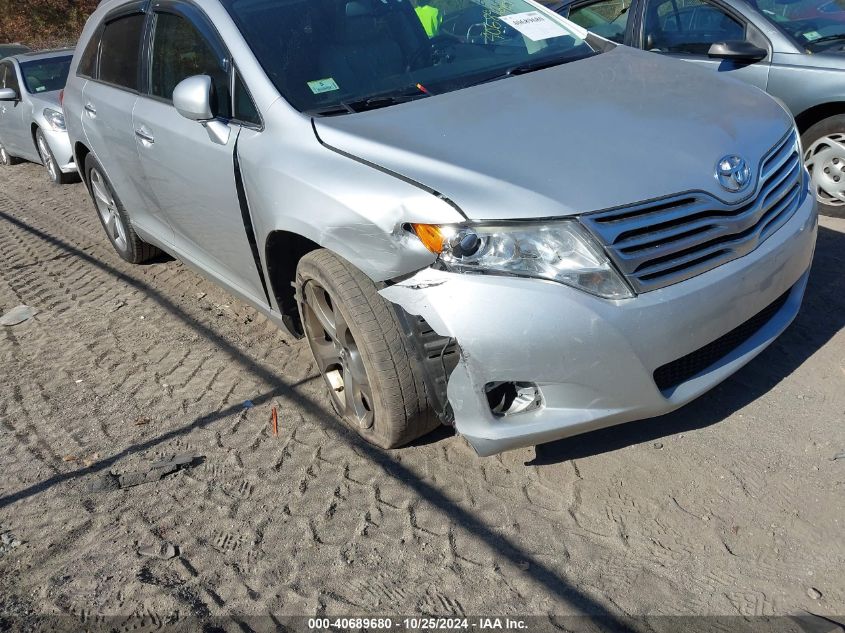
{"left": 134, "top": 127, "right": 155, "bottom": 144}
{"left": 84, "top": 103, "right": 97, "bottom": 117}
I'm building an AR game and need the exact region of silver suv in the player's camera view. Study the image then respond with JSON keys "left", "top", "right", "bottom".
{"left": 64, "top": 0, "right": 817, "bottom": 456}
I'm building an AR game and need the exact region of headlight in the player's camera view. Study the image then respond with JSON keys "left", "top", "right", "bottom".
{"left": 43, "top": 108, "right": 66, "bottom": 132}
{"left": 411, "top": 221, "right": 633, "bottom": 299}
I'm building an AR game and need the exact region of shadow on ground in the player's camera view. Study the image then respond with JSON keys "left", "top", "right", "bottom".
{"left": 0, "top": 206, "right": 624, "bottom": 620}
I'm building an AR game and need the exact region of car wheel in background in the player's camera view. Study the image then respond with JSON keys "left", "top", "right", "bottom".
{"left": 35, "top": 128, "right": 76, "bottom": 185}
{"left": 296, "top": 249, "right": 438, "bottom": 449}
{"left": 0, "top": 142, "right": 22, "bottom": 166}
{"left": 802, "top": 115, "right": 845, "bottom": 218}
{"left": 84, "top": 154, "right": 160, "bottom": 264}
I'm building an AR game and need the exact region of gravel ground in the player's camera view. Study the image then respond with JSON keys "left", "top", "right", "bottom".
{"left": 0, "top": 162, "right": 843, "bottom": 625}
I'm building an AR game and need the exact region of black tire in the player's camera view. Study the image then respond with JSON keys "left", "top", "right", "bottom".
{"left": 0, "top": 141, "right": 22, "bottom": 166}
{"left": 84, "top": 153, "right": 160, "bottom": 264}
{"left": 35, "top": 128, "right": 77, "bottom": 185}
{"left": 296, "top": 249, "right": 438, "bottom": 449}
{"left": 802, "top": 115, "right": 845, "bottom": 218}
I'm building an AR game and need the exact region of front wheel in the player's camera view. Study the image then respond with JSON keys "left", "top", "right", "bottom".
{"left": 802, "top": 115, "right": 845, "bottom": 218}
{"left": 36, "top": 128, "right": 75, "bottom": 184}
{"left": 296, "top": 249, "right": 438, "bottom": 449}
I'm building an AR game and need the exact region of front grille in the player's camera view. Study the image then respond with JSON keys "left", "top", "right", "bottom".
{"left": 581, "top": 131, "right": 803, "bottom": 293}
{"left": 653, "top": 288, "right": 791, "bottom": 393}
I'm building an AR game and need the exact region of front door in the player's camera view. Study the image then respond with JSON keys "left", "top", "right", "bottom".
{"left": 639, "top": 0, "right": 772, "bottom": 89}
{"left": 132, "top": 7, "right": 266, "bottom": 303}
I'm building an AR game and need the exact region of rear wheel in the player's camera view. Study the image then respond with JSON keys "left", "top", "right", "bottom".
{"left": 85, "top": 154, "right": 160, "bottom": 263}
{"left": 35, "top": 128, "right": 75, "bottom": 184}
{"left": 802, "top": 115, "right": 845, "bottom": 218}
{"left": 296, "top": 249, "right": 438, "bottom": 449}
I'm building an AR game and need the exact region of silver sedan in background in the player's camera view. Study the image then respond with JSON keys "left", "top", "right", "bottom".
{"left": 0, "top": 49, "right": 77, "bottom": 184}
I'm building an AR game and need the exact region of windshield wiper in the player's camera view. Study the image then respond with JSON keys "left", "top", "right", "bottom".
{"left": 467, "top": 53, "right": 591, "bottom": 88}
{"left": 807, "top": 33, "right": 845, "bottom": 48}
{"left": 307, "top": 85, "right": 430, "bottom": 116}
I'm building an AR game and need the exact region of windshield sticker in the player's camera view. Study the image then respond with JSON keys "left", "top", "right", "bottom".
{"left": 498, "top": 11, "right": 570, "bottom": 41}
{"left": 803, "top": 30, "right": 822, "bottom": 41}
{"left": 307, "top": 78, "right": 340, "bottom": 94}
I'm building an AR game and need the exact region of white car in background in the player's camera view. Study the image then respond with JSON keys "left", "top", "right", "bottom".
{"left": 0, "top": 48, "right": 77, "bottom": 184}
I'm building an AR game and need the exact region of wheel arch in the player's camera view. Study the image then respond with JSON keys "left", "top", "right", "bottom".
{"left": 265, "top": 229, "right": 321, "bottom": 338}
{"left": 30, "top": 122, "right": 39, "bottom": 152}
{"left": 74, "top": 142, "right": 92, "bottom": 180}
{"left": 795, "top": 102, "right": 845, "bottom": 135}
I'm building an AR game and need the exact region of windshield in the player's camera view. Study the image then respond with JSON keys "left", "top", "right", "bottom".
{"left": 222, "top": 0, "right": 595, "bottom": 114}
{"left": 755, "top": 0, "right": 845, "bottom": 50}
{"left": 19, "top": 56, "right": 72, "bottom": 94}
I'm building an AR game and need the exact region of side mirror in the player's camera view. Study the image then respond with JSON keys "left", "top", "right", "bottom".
{"left": 173, "top": 75, "right": 214, "bottom": 121}
{"left": 0, "top": 87, "right": 18, "bottom": 101}
{"left": 708, "top": 40, "right": 767, "bottom": 62}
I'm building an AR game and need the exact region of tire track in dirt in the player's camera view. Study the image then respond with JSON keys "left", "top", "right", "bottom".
{"left": 1, "top": 163, "right": 844, "bottom": 620}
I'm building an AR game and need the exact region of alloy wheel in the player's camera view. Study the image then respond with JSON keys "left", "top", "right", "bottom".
{"left": 805, "top": 133, "right": 845, "bottom": 208}
{"left": 89, "top": 168, "right": 128, "bottom": 252}
{"left": 301, "top": 280, "right": 375, "bottom": 430}
{"left": 37, "top": 134, "right": 57, "bottom": 182}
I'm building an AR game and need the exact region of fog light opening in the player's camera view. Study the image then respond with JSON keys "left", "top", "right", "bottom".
{"left": 485, "top": 382, "right": 542, "bottom": 417}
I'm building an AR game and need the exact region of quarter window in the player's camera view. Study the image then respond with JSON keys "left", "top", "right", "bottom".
{"left": 569, "top": 0, "right": 632, "bottom": 44}
{"left": 98, "top": 13, "right": 145, "bottom": 89}
{"left": 77, "top": 30, "right": 100, "bottom": 78}
{"left": 643, "top": 0, "right": 745, "bottom": 54}
{"left": 234, "top": 72, "right": 260, "bottom": 126}
{"left": 149, "top": 12, "right": 231, "bottom": 118}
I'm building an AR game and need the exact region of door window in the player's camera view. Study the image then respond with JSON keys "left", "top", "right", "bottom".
{"left": 569, "top": 0, "right": 632, "bottom": 43}
{"left": 98, "top": 13, "right": 145, "bottom": 89}
{"left": 643, "top": 0, "right": 745, "bottom": 54}
{"left": 149, "top": 12, "right": 231, "bottom": 118}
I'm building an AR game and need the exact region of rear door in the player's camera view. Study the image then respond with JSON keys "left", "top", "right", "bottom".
{"left": 638, "top": 0, "right": 772, "bottom": 88}
{"left": 132, "top": 3, "right": 267, "bottom": 302}
{"left": 81, "top": 6, "right": 174, "bottom": 245}
{"left": 0, "top": 61, "right": 28, "bottom": 155}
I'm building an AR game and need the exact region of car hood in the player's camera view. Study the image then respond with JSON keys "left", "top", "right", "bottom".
{"left": 28, "top": 89, "right": 62, "bottom": 109}
{"left": 314, "top": 47, "right": 793, "bottom": 221}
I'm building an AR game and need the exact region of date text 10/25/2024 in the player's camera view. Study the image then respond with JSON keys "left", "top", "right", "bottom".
{"left": 307, "top": 618, "right": 529, "bottom": 631}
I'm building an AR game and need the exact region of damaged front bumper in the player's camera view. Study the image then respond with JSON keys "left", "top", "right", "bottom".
{"left": 381, "top": 194, "right": 817, "bottom": 456}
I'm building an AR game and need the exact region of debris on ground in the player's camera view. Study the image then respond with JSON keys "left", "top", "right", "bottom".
{"left": 0, "top": 532, "right": 23, "bottom": 554}
{"left": 807, "top": 587, "right": 823, "bottom": 600}
{"left": 138, "top": 541, "right": 178, "bottom": 560}
{"left": 243, "top": 400, "right": 254, "bottom": 409}
{"left": 0, "top": 305, "right": 36, "bottom": 326}
{"left": 653, "top": 442, "right": 664, "bottom": 450}
{"left": 87, "top": 453, "right": 203, "bottom": 492}
{"left": 133, "top": 416, "right": 151, "bottom": 426}
{"left": 832, "top": 451, "right": 845, "bottom": 461}
{"left": 271, "top": 406, "right": 278, "bottom": 436}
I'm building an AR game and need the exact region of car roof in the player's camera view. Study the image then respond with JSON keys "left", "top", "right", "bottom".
{"left": 8, "top": 48, "right": 75, "bottom": 63}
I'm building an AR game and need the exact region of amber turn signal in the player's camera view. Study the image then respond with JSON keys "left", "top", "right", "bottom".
{"left": 411, "top": 224, "right": 446, "bottom": 254}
